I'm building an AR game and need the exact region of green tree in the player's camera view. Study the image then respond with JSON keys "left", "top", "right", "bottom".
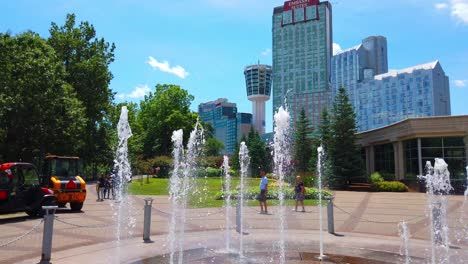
{"left": 293, "top": 108, "right": 312, "bottom": 172}
{"left": 0, "top": 32, "right": 87, "bottom": 162}
{"left": 48, "top": 14, "right": 116, "bottom": 170}
{"left": 138, "top": 84, "right": 198, "bottom": 157}
{"left": 328, "top": 87, "right": 363, "bottom": 189}
{"left": 230, "top": 135, "right": 246, "bottom": 171}
{"left": 204, "top": 137, "right": 225, "bottom": 157}
{"left": 310, "top": 108, "right": 332, "bottom": 185}
{"left": 247, "top": 127, "right": 270, "bottom": 176}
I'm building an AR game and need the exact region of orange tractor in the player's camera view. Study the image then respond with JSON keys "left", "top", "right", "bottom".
{"left": 40, "top": 155, "right": 86, "bottom": 211}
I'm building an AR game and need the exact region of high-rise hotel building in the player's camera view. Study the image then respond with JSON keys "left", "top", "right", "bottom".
{"left": 332, "top": 36, "right": 451, "bottom": 132}
{"left": 272, "top": 0, "right": 333, "bottom": 129}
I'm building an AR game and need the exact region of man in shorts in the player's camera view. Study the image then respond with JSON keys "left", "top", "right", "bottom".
{"left": 258, "top": 168, "right": 268, "bottom": 214}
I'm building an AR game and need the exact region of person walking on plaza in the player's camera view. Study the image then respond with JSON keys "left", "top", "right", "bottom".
{"left": 258, "top": 168, "right": 268, "bottom": 214}
{"left": 294, "top": 176, "right": 306, "bottom": 212}
{"left": 104, "top": 174, "right": 111, "bottom": 199}
{"left": 96, "top": 174, "right": 105, "bottom": 202}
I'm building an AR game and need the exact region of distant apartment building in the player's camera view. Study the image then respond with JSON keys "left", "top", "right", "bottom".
{"left": 244, "top": 64, "right": 272, "bottom": 135}
{"left": 272, "top": 0, "right": 333, "bottom": 129}
{"left": 198, "top": 98, "right": 252, "bottom": 155}
{"left": 332, "top": 37, "right": 451, "bottom": 132}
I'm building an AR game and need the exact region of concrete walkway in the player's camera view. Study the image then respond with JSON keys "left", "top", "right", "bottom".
{"left": 0, "top": 184, "right": 466, "bottom": 263}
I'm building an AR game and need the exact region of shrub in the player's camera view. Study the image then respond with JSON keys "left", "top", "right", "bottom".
{"left": 297, "top": 172, "right": 317, "bottom": 187}
{"left": 371, "top": 181, "right": 408, "bottom": 192}
{"left": 369, "top": 172, "right": 384, "bottom": 183}
{"left": 205, "top": 167, "right": 222, "bottom": 177}
{"left": 200, "top": 156, "right": 223, "bottom": 168}
{"left": 227, "top": 169, "right": 237, "bottom": 176}
{"left": 215, "top": 186, "right": 332, "bottom": 200}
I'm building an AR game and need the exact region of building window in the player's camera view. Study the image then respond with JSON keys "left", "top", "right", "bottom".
{"left": 374, "top": 143, "right": 395, "bottom": 179}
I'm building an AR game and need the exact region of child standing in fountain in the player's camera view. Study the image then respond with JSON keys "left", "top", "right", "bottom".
{"left": 294, "top": 176, "right": 306, "bottom": 212}
{"left": 258, "top": 168, "right": 268, "bottom": 214}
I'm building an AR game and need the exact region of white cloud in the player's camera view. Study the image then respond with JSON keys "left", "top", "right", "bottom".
{"left": 261, "top": 48, "right": 271, "bottom": 56}
{"left": 434, "top": 3, "right": 449, "bottom": 9}
{"left": 332, "top": 43, "right": 342, "bottom": 55}
{"left": 454, "top": 80, "right": 467, "bottom": 87}
{"left": 129, "top": 84, "right": 151, "bottom": 98}
{"left": 116, "top": 84, "right": 151, "bottom": 99}
{"left": 146, "top": 56, "right": 189, "bottom": 79}
{"left": 451, "top": 0, "right": 468, "bottom": 24}
{"left": 435, "top": 1, "right": 468, "bottom": 24}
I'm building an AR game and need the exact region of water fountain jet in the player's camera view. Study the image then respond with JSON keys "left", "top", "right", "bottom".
{"left": 273, "top": 106, "right": 291, "bottom": 264}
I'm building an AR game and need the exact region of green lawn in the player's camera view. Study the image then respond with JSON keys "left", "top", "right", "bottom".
{"left": 128, "top": 177, "right": 322, "bottom": 208}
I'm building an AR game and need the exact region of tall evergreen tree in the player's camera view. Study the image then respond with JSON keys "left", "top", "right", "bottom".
{"left": 328, "top": 87, "right": 363, "bottom": 189}
{"left": 247, "top": 127, "right": 270, "bottom": 176}
{"left": 230, "top": 135, "right": 246, "bottom": 171}
{"left": 309, "top": 108, "right": 331, "bottom": 174}
{"left": 293, "top": 108, "right": 312, "bottom": 172}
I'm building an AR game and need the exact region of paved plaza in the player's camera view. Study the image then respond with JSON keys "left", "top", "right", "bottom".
{"left": 0, "top": 183, "right": 466, "bottom": 263}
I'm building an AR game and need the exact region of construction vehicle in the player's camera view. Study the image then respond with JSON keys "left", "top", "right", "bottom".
{"left": 0, "top": 162, "right": 55, "bottom": 216}
{"left": 41, "top": 155, "right": 86, "bottom": 211}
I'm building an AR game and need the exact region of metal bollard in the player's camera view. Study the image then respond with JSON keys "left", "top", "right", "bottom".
{"left": 143, "top": 198, "right": 154, "bottom": 243}
{"left": 326, "top": 196, "right": 335, "bottom": 234}
{"left": 40, "top": 206, "right": 58, "bottom": 264}
{"left": 236, "top": 198, "right": 241, "bottom": 233}
{"left": 432, "top": 201, "right": 442, "bottom": 245}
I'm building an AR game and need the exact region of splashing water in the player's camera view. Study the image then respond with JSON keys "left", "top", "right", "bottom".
{"left": 398, "top": 221, "right": 411, "bottom": 264}
{"left": 273, "top": 106, "right": 291, "bottom": 264}
{"left": 317, "top": 146, "right": 325, "bottom": 260}
{"left": 456, "top": 166, "right": 468, "bottom": 246}
{"left": 418, "top": 158, "right": 452, "bottom": 264}
{"left": 238, "top": 142, "right": 250, "bottom": 258}
{"left": 114, "top": 106, "right": 134, "bottom": 261}
{"left": 167, "top": 121, "right": 205, "bottom": 264}
{"left": 168, "top": 129, "right": 184, "bottom": 264}
{"left": 222, "top": 155, "right": 232, "bottom": 252}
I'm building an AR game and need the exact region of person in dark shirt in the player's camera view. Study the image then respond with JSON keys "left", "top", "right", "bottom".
{"left": 97, "top": 175, "right": 105, "bottom": 201}
{"left": 294, "top": 176, "right": 305, "bottom": 212}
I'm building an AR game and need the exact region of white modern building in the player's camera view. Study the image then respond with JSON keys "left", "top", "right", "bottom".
{"left": 332, "top": 37, "right": 451, "bottom": 132}
{"left": 332, "top": 36, "right": 388, "bottom": 99}
{"left": 244, "top": 64, "right": 272, "bottom": 135}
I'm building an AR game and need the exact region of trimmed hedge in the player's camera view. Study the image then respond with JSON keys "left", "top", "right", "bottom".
{"left": 371, "top": 181, "right": 408, "bottom": 192}
{"left": 215, "top": 186, "right": 332, "bottom": 200}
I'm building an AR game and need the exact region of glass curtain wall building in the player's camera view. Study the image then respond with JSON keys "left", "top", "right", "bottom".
{"left": 332, "top": 36, "right": 388, "bottom": 101}
{"left": 198, "top": 98, "right": 252, "bottom": 155}
{"left": 272, "top": 0, "right": 333, "bottom": 129}
{"left": 332, "top": 36, "right": 450, "bottom": 132}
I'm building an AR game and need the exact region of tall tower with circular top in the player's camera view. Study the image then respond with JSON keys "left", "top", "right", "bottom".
{"left": 244, "top": 63, "right": 272, "bottom": 135}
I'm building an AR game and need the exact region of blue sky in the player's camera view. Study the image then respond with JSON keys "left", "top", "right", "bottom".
{"left": 1, "top": 0, "right": 468, "bottom": 132}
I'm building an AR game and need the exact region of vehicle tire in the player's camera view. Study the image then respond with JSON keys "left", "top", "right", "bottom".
{"left": 70, "top": 202, "right": 83, "bottom": 211}
{"left": 58, "top": 202, "right": 67, "bottom": 208}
